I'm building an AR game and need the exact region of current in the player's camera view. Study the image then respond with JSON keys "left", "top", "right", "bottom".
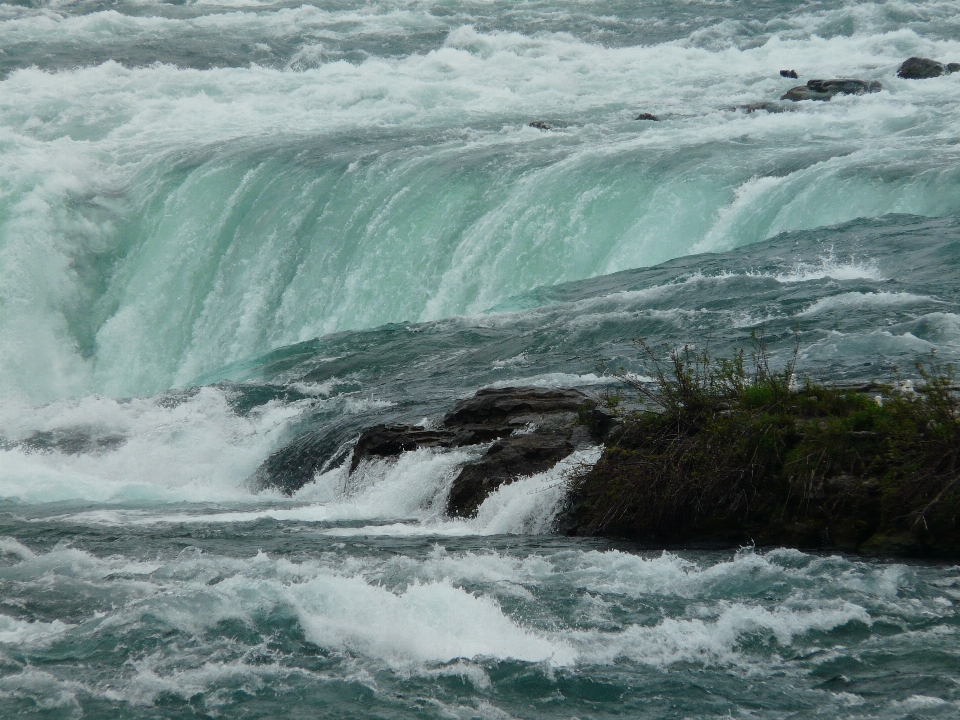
{"left": 1, "top": 0, "right": 959, "bottom": 717}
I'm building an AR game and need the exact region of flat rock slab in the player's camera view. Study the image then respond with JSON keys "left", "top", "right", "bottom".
{"left": 781, "top": 79, "right": 881, "bottom": 101}
{"left": 442, "top": 387, "right": 594, "bottom": 426}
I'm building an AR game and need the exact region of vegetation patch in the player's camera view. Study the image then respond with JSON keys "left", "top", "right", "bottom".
{"left": 561, "top": 337, "right": 960, "bottom": 556}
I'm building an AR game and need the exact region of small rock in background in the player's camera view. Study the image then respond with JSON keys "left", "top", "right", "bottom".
{"left": 635, "top": 112, "right": 660, "bottom": 121}
{"left": 780, "top": 69, "right": 799, "bottom": 79}
{"left": 528, "top": 121, "right": 551, "bottom": 130}
{"left": 897, "top": 57, "right": 944, "bottom": 79}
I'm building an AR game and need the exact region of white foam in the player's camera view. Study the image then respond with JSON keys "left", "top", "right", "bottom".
{"left": 798, "top": 291, "right": 939, "bottom": 316}
{"left": 0, "top": 615, "right": 73, "bottom": 647}
{"left": 0, "top": 387, "right": 304, "bottom": 503}
{"left": 571, "top": 600, "right": 871, "bottom": 668}
{"left": 773, "top": 255, "right": 884, "bottom": 283}
{"left": 321, "top": 447, "right": 602, "bottom": 537}
{"left": 289, "top": 575, "right": 575, "bottom": 668}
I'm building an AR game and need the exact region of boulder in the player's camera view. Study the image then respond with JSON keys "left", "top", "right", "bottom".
{"left": 948, "top": 63, "right": 960, "bottom": 74}
{"left": 528, "top": 121, "right": 551, "bottom": 130}
{"left": 780, "top": 69, "right": 799, "bottom": 79}
{"left": 446, "top": 430, "right": 583, "bottom": 518}
{"left": 635, "top": 113, "right": 660, "bottom": 121}
{"left": 781, "top": 78, "right": 881, "bottom": 101}
{"left": 897, "top": 57, "right": 944, "bottom": 79}
{"left": 350, "top": 424, "right": 456, "bottom": 472}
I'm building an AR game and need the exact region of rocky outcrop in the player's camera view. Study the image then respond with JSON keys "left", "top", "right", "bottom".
{"left": 897, "top": 57, "right": 947, "bottom": 79}
{"left": 446, "top": 428, "right": 587, "bottom": 518}
{"left": 528, "top": 121, "right": 551, "bottom": 130}
{"left": 344, "top": 387, "right": 614, "bottom": 517}
{"left": 780, "top": 69, "right": 798, "bottom": 79}
{"left": 349, "top": 425, "right": 457, "bottom": 472}
{"left": 781, "top": 79, "right": 882, "bottom": 101}
{"left": 635, "top": 113, "right": 659, "bottom": 121}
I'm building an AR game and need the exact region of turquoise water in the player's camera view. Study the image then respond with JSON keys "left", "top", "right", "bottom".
{"left": 1, "top": 0, "right": 960, "bottom": 716}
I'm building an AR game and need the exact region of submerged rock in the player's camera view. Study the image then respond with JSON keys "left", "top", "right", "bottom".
{"left": 779, "top": 69, "right": 799, "bottom": 79}
{"left": 9, "top": 429, "right": 126, "bottom": 455}
{"left": 897, "top": 57, "right": 944, "bottom": 79}
{"left": 528, "top": 121, "right": 551, "bottom": 130}
{"left": 635, "top": 113, "right": 659, "bottom": 121}
{"left": 781, "top": 78, "right": 882, "bottom": 101}
{"left": 737, "top": 101, "right": 787, "bottom": 114}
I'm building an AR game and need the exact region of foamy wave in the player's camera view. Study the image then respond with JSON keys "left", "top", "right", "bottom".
{"left": 0, "top": 387, "right": 305, "bottom": 503}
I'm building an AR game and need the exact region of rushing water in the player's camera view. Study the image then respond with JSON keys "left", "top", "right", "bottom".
{"left": 2, "top": 0, "right": 960, "bottom": 717}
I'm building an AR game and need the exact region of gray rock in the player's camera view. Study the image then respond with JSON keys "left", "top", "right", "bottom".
{"left": 528, "top": 121, "right": 551, "bottom": 130}
{"left": 781, "top": 78, "right": 881, "bottom": 101}
{"left": 442, "top": 387, "right": 593, "bottom": 426}
{"left": 780, "top": 69, "right": 799, "bottom": 79}
{"left": 897, "top": 57, "right": 944, "bottom": 79}
{"left": 738, "top": 101, "right": 788, "bottom": 114}
{"left": 947, "top": 63, "right": 960, "bottom": 74}
{"left": 350, "top": 424, "right": 457, "bottom": 472}
{"left": 635, "top": 113, "right": 660, "bottom": 121}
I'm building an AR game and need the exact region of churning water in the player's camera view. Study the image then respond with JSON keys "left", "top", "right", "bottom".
{"left": 1, "top": 0, "right": 959, "bottom": 717}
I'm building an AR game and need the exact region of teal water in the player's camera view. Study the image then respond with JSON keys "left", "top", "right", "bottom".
{"left": 1, "top": 0, "right": 960, "bottom": 717}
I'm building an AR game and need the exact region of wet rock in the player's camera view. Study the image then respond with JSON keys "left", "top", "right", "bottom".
{"left": 738, "top": 101, "right": 787, "bottom": 114}
{"left": 780, "top": 69, "right": 799, "bottom": 79}
{"left": 781, "top": 78, "right": 881, "bottom": 101}
{"left": 350, "top": 424, "right": 456, "bottom": 472}
{"left": 446, "top": 431, "right": 579, "bottom": 518}
{"left": 897, "top": 57, "right": 944, "bottom": 79}
{"left": 250, "top": 427, "right": 354, "bottom": 495}
{"left": 947, "top": 63, "right": 960, "bottom": 74}
{"left": 635, "top": 113, "right": 659, "bottom": 121}
{"left": 342, "top": 387, "right": 605, "bottom": 517}
{"left": 528, "top": 121, "right": 551, "bottom": 130}
{"left": 442, "top": 387, "right": 593, "bottom": 427}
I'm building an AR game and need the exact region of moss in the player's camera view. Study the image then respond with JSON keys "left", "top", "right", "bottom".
{"left": 562, "top": 338, "right": 960, "bottom": 557}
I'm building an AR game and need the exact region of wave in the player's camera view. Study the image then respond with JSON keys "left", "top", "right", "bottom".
{"left": 1, "top": 11, "right": 960, "bottom": 399}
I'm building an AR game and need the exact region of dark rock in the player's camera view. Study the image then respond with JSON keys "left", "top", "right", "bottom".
{"left": 738, "top": 101, "right": 787, "bottom": 114}
{"left": 342, "top": 387, "right": 606, "bottom": 517}
{"left": 528, "top": 121, "right": 551, "bottom": 130}
{"left": 446, "top": 431, "right": 578, "bottom": 518}
{"left": 781, "top": 78, "right": 881, "bottom": 101}
{"left": 350, "top": 424, "right": 456, "bottom": 472}
{"left": 780, "top": 69, "right": 799, "bottom": 79}
{"left": 250, "top": 427, "right": 354, "bottom": 494}
{"left": 897, "top": 56, "right": 944, "bottom": 79}
{"left": 635, "top": 113, "right": 660, "bottom": 121}
{"left": 947, "top": 63, "right": 960, "bottom": 74}
{"left": 442, "top": 387, "right": 593, "bottom": 427}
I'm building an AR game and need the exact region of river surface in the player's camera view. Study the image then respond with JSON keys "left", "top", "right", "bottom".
{"left": 1, "top": 0, "right": 959, "bottom": 717}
